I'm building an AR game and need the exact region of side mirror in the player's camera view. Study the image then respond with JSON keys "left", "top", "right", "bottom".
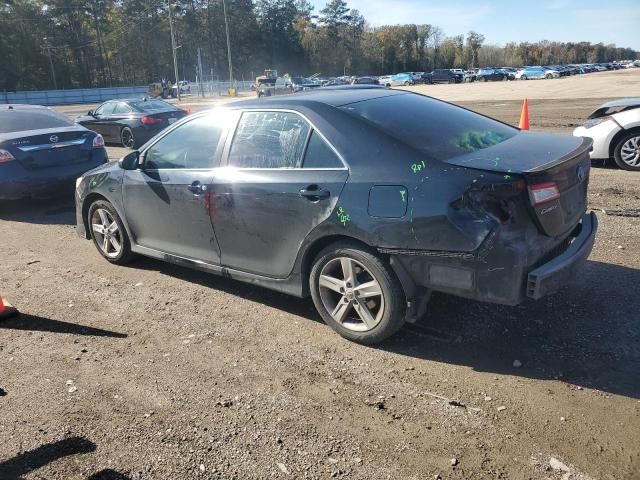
{"left": 119, "top": 151, "right": 140, "bottom": 170}
{"left": 87, "top": 110, "right": 94, "bottom": 116}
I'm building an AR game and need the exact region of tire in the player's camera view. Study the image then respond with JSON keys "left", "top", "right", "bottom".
{"left": 121, "top": 127, "right": 136, "bottom": 149}
{"left": 613, "top": 131, "right": 640, "bottom": 171}
{"left": 545, "top": 74, "right": 553, "bottom": 79}
{"left": 404, "top": 81, "right": 410, "bottom": 86}
{"left": 309, "top": 241, "right": 406, "bottom": 344}
{"left": 87, "top": 200, "right": 134, "bottom": 265}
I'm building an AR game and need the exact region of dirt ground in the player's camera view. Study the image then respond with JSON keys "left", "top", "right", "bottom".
{"left": 1, "top": 70, "right": 639, "bottom": 480}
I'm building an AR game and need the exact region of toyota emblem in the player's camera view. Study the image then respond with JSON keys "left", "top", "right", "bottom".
{"left": 50, "top": 135, "right": 59, "bottom": 143}
{"left": 576, "top": 163, "right": 586, "bottom": 183}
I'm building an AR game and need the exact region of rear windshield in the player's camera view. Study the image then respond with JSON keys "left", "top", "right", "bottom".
{"left": 339, "top": 93, "right": 517, "bottom": 161}
{"left": 0, "top": 108, "right": 73, "bottom": 133}
{"left": 130, "top": 100, "right": 176, "bottom": 112}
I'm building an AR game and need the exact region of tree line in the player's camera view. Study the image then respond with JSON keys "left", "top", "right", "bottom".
{"left": 1, "top": 0, "right": 638, "bottom": 91}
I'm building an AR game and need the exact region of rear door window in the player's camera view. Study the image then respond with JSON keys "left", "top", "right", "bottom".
{"left": 228, "top": 111, "right": 311, "bottom": 168}
{"left": 0, "top": 108, "right": 73, "bottom": 133}
{"left": 340, "top": 93, "right": 517, "bottom": 161}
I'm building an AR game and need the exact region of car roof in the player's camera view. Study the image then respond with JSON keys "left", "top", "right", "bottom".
{"left": 230, "top": 88, "right": 405, "bottom": 109}
{"left": 599, "top": 98, "right": 640, "bottom": 108}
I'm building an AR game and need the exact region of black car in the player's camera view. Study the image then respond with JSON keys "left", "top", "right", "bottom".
{"left": 353, "top": 76, "right": 380, "bottom": 85}
{"left": 475, "top": 68, "right": 510, "bottom": 82}
{"left": 75, "top": 89, "right": 597, "bottom": 344}
{"left": 75, "top": 98, "right": 187, "bottom": 149}
{"left": 0, "top": 104, "right": 108, "bottom": 200}
{"left": 430, "top": 69, "right": 464, "bottom": 83}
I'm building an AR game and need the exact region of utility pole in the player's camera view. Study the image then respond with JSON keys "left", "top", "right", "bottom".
{"left": 43, "top": 37, "right": 57, "bottom": 90}
{"left": 197, "top": 48, "right": 204, "bottom": 98}
{"left": 222, "top": 0, "right": 233, "bottom": 83}
{"left": 168, "top": 1, "right": 181, "bottom": 101}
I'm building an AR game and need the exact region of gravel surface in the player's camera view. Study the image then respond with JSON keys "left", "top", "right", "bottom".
{"left": 1, "top": 71, "right": 639, "bottom": 480}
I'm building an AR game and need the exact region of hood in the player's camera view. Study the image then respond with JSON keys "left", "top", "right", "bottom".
{"left": 444, "top": 131, "right": 592, "bottom": 173}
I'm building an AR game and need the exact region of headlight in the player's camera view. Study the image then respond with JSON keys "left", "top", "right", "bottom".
{"left": 76, "top": 177, "right": 83, "bottom": 189}
{"left": 583, "top": 117, "right": 609, "bottom": 129}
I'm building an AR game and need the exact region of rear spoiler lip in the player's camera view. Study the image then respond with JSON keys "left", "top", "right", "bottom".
{"left": 524, "top": 136, "right": 593, "bottom": 173}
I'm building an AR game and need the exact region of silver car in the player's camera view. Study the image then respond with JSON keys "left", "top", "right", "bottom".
{"left": 573, "top": 98, "right": 640, "bottom": 170}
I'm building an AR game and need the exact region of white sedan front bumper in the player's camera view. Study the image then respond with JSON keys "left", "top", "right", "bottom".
{"left": 573, "top": 118, "right": 621, "bottom": 159}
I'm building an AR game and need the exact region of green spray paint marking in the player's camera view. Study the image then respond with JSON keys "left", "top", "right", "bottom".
{"left": 400, "top": 189, "right": 406, "bottom": 202}
{"left": 411, "top": 160, "right": 426, "bottom": 173}
{"left": 336, "top": 206, "right": 350, "bottom": 226}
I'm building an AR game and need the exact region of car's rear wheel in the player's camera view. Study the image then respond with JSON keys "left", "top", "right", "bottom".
{"left": 545, "top": 74, "right": 553, "bottom": 79}
{"left": 88, "top": 200, "right": 134, "bottom": 265}
{"left": 613, "top": 131, "right": 640, "bottom": 171}
{"left": 310, "top": 241, "right": 405, "bottom": 344}
{"left": 121, "top": 127, "right": 136, "bottom": 149}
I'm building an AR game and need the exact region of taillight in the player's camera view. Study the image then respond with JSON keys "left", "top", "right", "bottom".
{"left": 528, "top": 182, "right": 560, "bottom": 205}
{"left": 92, "top": 134, "right": 105, "bottom": 149}
{"left": 0, "top": 149, "right": 15, "bottom": 164}
{"left": 141, "top": 116, "right": 162, "bottom": 125}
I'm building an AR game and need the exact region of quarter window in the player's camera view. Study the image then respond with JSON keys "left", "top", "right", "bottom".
{"left": 303, "top": 131, "right": 343, "bottom": 168}
{"left": 228, "top": 111, "right": 311, "bottom": 168}
{"left": 144, "top": 114, "right": 226, "bottom": 169}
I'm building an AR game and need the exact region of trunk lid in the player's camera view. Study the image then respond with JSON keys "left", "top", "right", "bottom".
{"left": 1, "top": 127, "right": 93, "bottom": 171}
{"left": 448, "top": 132, "right": 592, "bottom": 237}
{"left": 142, "top": 109, "right": 187, "bottom": 127}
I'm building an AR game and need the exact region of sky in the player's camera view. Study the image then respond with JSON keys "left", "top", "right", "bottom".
{"left": 309, "top": 0, "right": 640, "bottom": 50}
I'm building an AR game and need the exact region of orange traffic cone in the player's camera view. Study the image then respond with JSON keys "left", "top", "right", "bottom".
{"left": 519, "top": 98, "right": 530, "bottom": 130}
{"left": 0, "top": 295, "right": 18, "bottom": 320}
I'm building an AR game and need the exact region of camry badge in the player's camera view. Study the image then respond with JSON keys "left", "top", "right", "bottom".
{"left": 50, "top": 135, "right": 59, "bottom": 143}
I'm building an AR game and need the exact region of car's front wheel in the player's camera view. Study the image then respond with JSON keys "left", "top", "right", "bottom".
{"left": 613, "top": 131, "right": 640, "bottom": 171}
{"left": 310, "top": 241, "right": 406, "bottom": 344}
{"left": 88, "top": 200, "right": 134, "bottom": 265}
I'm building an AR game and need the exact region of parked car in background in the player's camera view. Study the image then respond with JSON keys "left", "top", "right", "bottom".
{"left": 386, "top": 73, "right": 414, "bottom": 87}
{"left": 573, "top": 98, "right": 640, "bottom": 170}
{"left": 257, "top": 76, "right": 292, "bottom": 97}
{"left": 475, "top": 68, "right": 509, "bottom": 82}
{"left": 515, "top": 67, "right": 560, "bottom": 80}
{"left": 0, "top": 104, "right": 108, "bottom": 200}
{"left": 431, "top": 69, "right": 464, "bottom": 83}
{"left": 75, "top": 89, "right": 597, "bottom": 344}
{"left": 353, "top": 76, "right": 380, "bottom": 85}
{"left": 290, "top": 77, "right": 322, "bottom": 93}
{"left": 75, "top": 98, "right": 187, "bottom": 149}
{"left": 421, "top": 72, "right": 434, "bottom": 84}
{"left": 171, "top": 80, "right": 191, "bottom": 97}
{"left": 463, "top": 70, "right": 476, "bottom": 82}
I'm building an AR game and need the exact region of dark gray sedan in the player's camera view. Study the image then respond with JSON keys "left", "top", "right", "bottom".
{"left": 75, "top": 98, "right": 187, "bottom": 149}
{"left": 75, "top": 89, "right": 597, "bottom": 344}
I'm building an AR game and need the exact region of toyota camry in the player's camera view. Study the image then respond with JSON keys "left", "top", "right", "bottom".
{"left": 75, "top": 88, "right": 597, "bottom": 344}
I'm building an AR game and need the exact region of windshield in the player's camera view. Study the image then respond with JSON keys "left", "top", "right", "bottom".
{"left": 339, "top": 93, "right": 517, "bottom": 161}
{"left": 0, "top": 108, "right": 73, "bottom": 134}
{"left": 130, "top": 100, "right": 176, "bottom": 112}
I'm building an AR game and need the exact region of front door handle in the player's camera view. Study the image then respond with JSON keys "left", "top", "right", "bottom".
{"left": 188, "top": 181, "right": 207, "bottom": 194}
{"left": 299, "top": 185, "right": 330, "bottom": 200}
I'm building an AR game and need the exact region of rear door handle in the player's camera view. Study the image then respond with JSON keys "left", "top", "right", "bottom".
{"left": 299, "top": 185, "right": 330, "bottom": 200}
{"left": 188, "top": 181, "right": 207, "bottom": 194}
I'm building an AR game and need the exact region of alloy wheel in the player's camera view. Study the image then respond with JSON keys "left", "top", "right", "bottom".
{"left": 318, "top": 257, "right": 385, "bottom": 332}
{"left": 620, "top": 136, "right": 640, "bottom": 167}
{"left": 122, "top": 128, "right": 135, "bottom": 149}
{"left": 91, "top": 208, "right": 122, "bottom": 258}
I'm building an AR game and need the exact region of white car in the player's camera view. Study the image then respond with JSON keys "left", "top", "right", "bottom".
{"left": 573, "top": 98, "right": 640, "bottom": 170}
{"left": 514, "top": 67, "right": 560, "bottom": 80}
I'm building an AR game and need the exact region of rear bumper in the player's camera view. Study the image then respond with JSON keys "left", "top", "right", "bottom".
{"left": 0, "top": 150, "right": 108, "bottom": 200}
{"left": 389, "top": 212, "right": 597, "bottom": 307}
{"left": 526, "top": 212, "right": 597, "bottom": 299}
